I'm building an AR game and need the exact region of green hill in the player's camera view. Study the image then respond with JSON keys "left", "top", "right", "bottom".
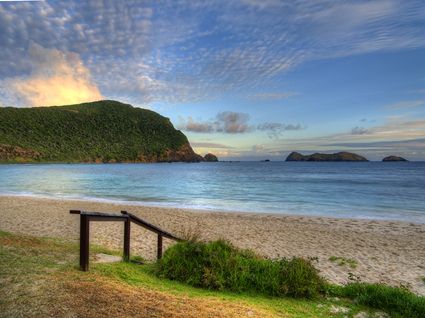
{"left": 0, "top": 100, "right": 203, "bottom": 163}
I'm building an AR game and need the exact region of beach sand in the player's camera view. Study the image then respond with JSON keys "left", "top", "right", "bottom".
{"left": 1, "top": 195, "right": 424, "bottom": 295}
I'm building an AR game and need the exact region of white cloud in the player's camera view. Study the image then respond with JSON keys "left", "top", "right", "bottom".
{"left": 179, "top": 112, "right": 252, "bottom": 134}
{"left": 191, "top": 142, "right": 233, "bottom": 149}
{"left": 385, "top": 100, "right": 425, "bottom": 109}
{"left": 252, "top": 144, "right": 265, "bottom": 152}
{"left": 0, "top": 1, "right": 425, "bottom": 105}
{"left": 249, "top": 92, "right": 298, "bottom": 101}
{"left": 240, "top": 0, "right": 284, "bottom": 10}
{"left": 257, "top": 122, "right": 304, "bottom": 139}
{"left": 7, "top": 43, "right": 102, "bottom": 106}
{"left": 179, "top": 112, "right": 304, "bottom": 138}
{"left": 351, "top": 127, "right": 370, "bottom": 135}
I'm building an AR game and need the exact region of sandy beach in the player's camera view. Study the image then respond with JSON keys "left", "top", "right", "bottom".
{"left": 1, "top": 195, "right": 424, "bottom": 295}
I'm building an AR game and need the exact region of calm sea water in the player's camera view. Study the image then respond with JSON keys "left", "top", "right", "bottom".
{"left": 0, "top": 162, "right": 424, "bottom": 223}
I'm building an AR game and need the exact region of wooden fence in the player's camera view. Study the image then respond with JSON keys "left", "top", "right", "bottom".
{"left": 70, "top": 210, "right": 181, "bottom": 271}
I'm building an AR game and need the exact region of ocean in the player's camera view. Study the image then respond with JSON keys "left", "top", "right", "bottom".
{"left": 0, "top": 162, "right": 424, "bottom": 223}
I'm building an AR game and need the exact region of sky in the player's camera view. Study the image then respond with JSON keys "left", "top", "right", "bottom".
{"left": 0, "top": 0, "right": 425, "bottom": 160}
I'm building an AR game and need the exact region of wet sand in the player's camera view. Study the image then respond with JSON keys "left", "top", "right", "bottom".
{"left": 1, "top": 195, "right": 424, "bottom": 295}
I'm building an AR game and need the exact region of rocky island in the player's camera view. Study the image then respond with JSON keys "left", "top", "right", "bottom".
{"left": 285, "top": 151, "right": 368, "bottom": 162}
{"left": 0, "top": 100, "right": 204, "bottom": 163}
{"left": 204, "top": 153, "right": 218, "bottom": 162}
{"left": 382, "top": 156, "right": 408, "bottom": 162}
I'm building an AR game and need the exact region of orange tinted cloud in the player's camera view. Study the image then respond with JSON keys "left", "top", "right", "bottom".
{"left": 12, "top": 43, "right": 103, "bottom": 107}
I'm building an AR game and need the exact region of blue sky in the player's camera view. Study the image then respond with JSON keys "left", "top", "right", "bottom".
{"left": 0, "top": 0, "right": 425, "bottom": 160}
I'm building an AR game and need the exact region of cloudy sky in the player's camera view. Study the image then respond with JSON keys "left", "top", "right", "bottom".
{"left": 1, "top": 0, "right": 425, "bottom": 160}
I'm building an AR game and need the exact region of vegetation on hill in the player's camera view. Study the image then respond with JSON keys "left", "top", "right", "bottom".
{"left": 0, "top": 100, "right": 203, "bottom": 163}
{"left": 286, "top": 151, "right": 369, "bottom": 162}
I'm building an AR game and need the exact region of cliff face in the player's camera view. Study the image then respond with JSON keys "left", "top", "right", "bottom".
{"left": 0, "top": 144, "right": 41, "bottom": 162}
{"left": 286, "top": 151, "right": 368, "bottom": 162}
{"left": 136, "top": 143, "right": 204, "bottom": 163}
{"left": 0, "top": 100, "right": 203, "bottom": 163}
{"left": 382, "top": 156, "right": 408, "bottom": 162}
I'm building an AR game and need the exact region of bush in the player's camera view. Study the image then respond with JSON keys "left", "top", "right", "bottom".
{"left": 279, "top": 257, "right": 325, "bottom": 298}
{"left": 335, "top": 283, "right": 425, "bottom": 318}
{"left": 156, "top": 240, "right": 324, "bottom": 298}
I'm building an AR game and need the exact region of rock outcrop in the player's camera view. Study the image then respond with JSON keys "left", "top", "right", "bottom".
{"left": 0, "top": 144, "right": 41, "bottom": 162}
{"left": 136, "top": 143, "right": 205, "bottom": 163}
{"left": 285, "top": 151, "right": 368, "bottom": 162}
{"left": 382, "top": 156, "right": 408, "bottom": 162}
{"left": 204, "top": 153, "right": 218, "bottom": 162}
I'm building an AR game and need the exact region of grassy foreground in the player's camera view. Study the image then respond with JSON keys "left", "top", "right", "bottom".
{"left": 0, "top": 230, "right": 408, "bottom": 317}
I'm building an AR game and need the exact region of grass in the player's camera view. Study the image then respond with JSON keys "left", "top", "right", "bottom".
{"left": 95, "top": 262, "right": 362, "bottom": 317}
{"left": 1, "top": 230, "right": 424, "bottom": 317}
{"left": 0, "top": 230, "right": 375, "bottom": 318}
{"left": 329, "top": 283, "right": 425, "bottom": 318}
{"left": 156, "top": 240, "right": 425, "bottom": 317}
{"left": 329, "top": 256, "right": 358, "bottom": 269}
{"left": 156, "top": 240, "right": 324, "bottom": 298}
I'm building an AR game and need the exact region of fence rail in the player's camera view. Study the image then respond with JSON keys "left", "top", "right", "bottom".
{"left": 70, "top": 209, "right": 181, "bottom": 271}
{"left": 120, "top": 211, "right": 181, "bottom": 240}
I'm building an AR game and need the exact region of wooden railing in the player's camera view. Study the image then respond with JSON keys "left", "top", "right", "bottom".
{"left": 70, "top": 209, "right": 181, "bottom": 271}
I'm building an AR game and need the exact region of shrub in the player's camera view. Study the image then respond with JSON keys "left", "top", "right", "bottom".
{"left": 279, "top": 257, "right": 324, "bottom": 298}
{"left": 335, "top": 283, "right": 425, "bottom": 318}
{"left": 156, "top": 240, "right": 324, "bottom": 298}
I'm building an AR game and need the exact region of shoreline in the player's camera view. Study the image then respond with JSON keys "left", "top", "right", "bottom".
{"left": 1, "top": 193, "right": 423, "bottom": 224}
{"left": 1, "top": 195, "right": 424, "bottom": 295}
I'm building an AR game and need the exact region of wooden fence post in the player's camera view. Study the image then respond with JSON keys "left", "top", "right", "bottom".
{"left": 80, "top": 214, "right": 90, "bottom": 271}
{"left": 124, "top": 218, "right": 131, "bottom": 262}
{"left": 157, "top": 234, "right": 163, "bottom": 260}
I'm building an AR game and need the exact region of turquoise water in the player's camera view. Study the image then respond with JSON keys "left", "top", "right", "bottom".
{"left": 0, "top": 162, "right": 424, "bottom": 223}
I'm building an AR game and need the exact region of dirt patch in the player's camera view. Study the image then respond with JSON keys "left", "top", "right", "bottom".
{"left": 49, "top": 274, "right": 279, "bottom": 318}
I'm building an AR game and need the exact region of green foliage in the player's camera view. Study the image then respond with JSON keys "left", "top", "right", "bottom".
{"left": 279, "top": 257, "right": 326, "bottom": 298}
{"left": 329, "top": 256, "right": 358, "bottom": 268}
{"left": 332, "top": 283, "right": 425, "bottom": 318}
{"left": 0, "top": 100, "right": 190, "bottom": 162}
{"left": 155, "top": 239, "right": 325, "bottom": 298}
